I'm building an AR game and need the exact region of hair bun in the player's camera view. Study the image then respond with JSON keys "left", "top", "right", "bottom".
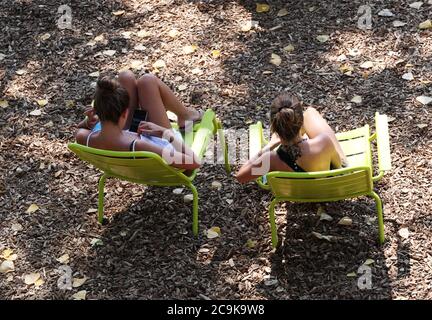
{"left": 97, "top": 77, "right": 117, "bottom": 92}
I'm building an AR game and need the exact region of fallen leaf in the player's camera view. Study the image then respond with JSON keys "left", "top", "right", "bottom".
{"left": 418, "top": 20, "right": 432, "bottom": 29}
{"left": 16, "top": 69, "right": 26, "bottom": 75}
{"left": 26, "top": 204, "right": 39, "bottom": 213}
{"left": 24, "top": 272, "right": 41, "bottom": 285}
{"left": 316, "top": 35, "right": 330, "bottom": 43}
{"left": 409, "top": 2, "right": 423, "bottom": 9}
{"left": 172, "top": 188, "right": 184, "bottom": 195}
{"left": 37, "top": 99, "right": 48, "bottom": 107}
{"left": 351, "top": 95, "right": 363, "bottom": 104}
{"left": 90, "top": 238, "right": 103, "bottom": 247}
{"left": 256, "top": 3, "right": 270, "bottom": 13}
{"left": 211, "top": 50, "right": 221, "bottom": 58}
{"left": 184, "top": 194, "right": 194, "bottom": 203}
{"left": 34, "top": 278, "right": 45, "bottom": 288}
{"left": 277, "top": 8, "right": 288, "bottom": 17}
{"left": 182, "top": 45, "right": 198, "bottom": 54}
{"left": 130, "top": 60, "right": 144, "bottom": 70}
{"left": 363, "top": 259, "right": 374, "bottom": 265}
{"left": 311, "top": 231, "right": 334, "bottom": 242}
{"left": 228, "top": 258, "right": 235, "bottom": 267}
{"left": 94, "top": 34, "right": 105, "bottom": 42}
{"left": 152, "top": 59, "right": 166, "bottom": 69}
{"left": 378, "top": 9, "right": 394, "bottom": 17}
{"left": 72, "top": 290, "right": 87, "bottom": 300}
{"left": 347, "top": 272, "right": 357, "bottom": 277}
{"left": 0, "top": 53, "right": 5, "bottom": 61}
{"left": 86, "top": 208, "right": 97, "bottom": 213}
{"left": 393, "top": 20, "right": 407, "bottom": 27}
{"left": 206, "top": 228, "right": 220, "bottom": 239}
{"left": 1, "top": 249, "right": 13, "bottom": 259}
{"left": 338, "top": 217, "right": 353, "bottom": 226}
{"left": 121, "top": 31, "right": 132, "bottom": 39}
{"left": 168, "top": 29, "right": 179, "bottom": 38}
{"left": 416, "top": 95, "right": 432, "bottom": 105}
{"left": 103, "top": 50, "right": 116, "bottom": 57}
{"left": 56, "top": 254, "right": 70, "bottom": 264}
{"left": 112, "top": 10, "right": 125, "bottom": 16}
{"left": 29, "top": 109, "right": 42, "bottom": 116}
{"left": 226, "top": 199, "right": 233, "bottom": 205}
{"left": 191, "top": 67, "right": 203, "bottom": 75}
{"left": 40, "top": 33, "right": 51, "bottom": 41}
{"left": 11, "top": 223, "right": 23, "bottom": 232}
{"left": 398, "top": 227, "right": 410, "bottom": 239}
{"left": 262, "top": 70, "right": 273, "bottom": 75}
{"left": 339, "top": 64, "right": 354, "bottom": 74}
{"left": 72, "top": 277, "right": 87, "bottom": 288}
{"left": 6, "top": 254, "right": 18, "bottom": 261}
{"left": 0, "top": 100, "right": 8, "bottom": 108}
{"left": 177, "top": 84, "right": 188, "bottom": 91}
{"left": 88, "top": 71, "right": 100, "bottom": 78}
{"left": 360, "top": 61, "right": 374, "bottom": 69}
{"left": 136, "top": 30, "right": 150, "bottom": 38}
{"left": 402, "top": 72, "right": 414, "bottom": 81}
{"left": 65, "top": 100, "right": 75, "bottom": 108}
{"left": 241, "top": 20, "right": 259, "bottom": 32}
{"left": 283, "top": 44, "right": 295, "bottom": 52}
{"left": 270, "top": 53, "right": 282, "bottom": 66}
{"left": 319, "top": 212, "right": 334, "bottom": 222}
{"left": 133, "top": 44, "right": 146, "bottom": 51}
{"left": 417, "top": 124, "right": 427, "bottom": 129}
{"left": 211, "top": 181, "right": 222, "bottom": 190}
{"left": 246, "top": 239, "right": 257, "bottom": 249}
{"left": 0, "top": 261, "right": 15, "bottom": 273}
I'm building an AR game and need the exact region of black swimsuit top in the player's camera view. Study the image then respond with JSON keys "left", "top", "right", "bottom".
{"left": 276, "top": 140, "right": 307, "bottom": 172}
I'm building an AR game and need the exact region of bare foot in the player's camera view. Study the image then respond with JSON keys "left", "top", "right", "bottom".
{"left": 177, "top": 108, "right": 204, "bottom": 128}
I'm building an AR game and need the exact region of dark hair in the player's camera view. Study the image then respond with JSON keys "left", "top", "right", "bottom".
{"left": 93, "top": 77, "right": 129, "bottom": 123}
{"left": 270, "top": 93, "right": 303, "bottom": 144}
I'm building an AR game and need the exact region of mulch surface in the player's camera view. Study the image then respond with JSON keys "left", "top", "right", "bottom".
{"left": 1, "top": 0, "right": 431, "bottom": 299}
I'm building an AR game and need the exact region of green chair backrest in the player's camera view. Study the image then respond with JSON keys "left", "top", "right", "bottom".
{"left": 267, "top": 124, "right": 374, "bottom": 201}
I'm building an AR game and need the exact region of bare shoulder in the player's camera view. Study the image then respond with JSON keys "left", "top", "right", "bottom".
{"left": 75, "top": 128, "right": 91, "bottom": 145}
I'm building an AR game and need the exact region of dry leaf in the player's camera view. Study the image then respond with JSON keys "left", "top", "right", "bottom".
{"left": 72, "top": 290, "right": 87, "bottom": 300}
{"left": 94, "top": 34, "right": 105, "bottom": 42}
{"left": 270, "top": 53, "right": 282, "bottom": 66}
{"left": 393, "top": 20, "right": 407, "bottom": 27}
{"left": 6, "top": 254, "right": 18, "bottom": 261}
{"left": 72, "top": 277, "right": 87, "bottom": 288}
{"left": 40, "top": 33, "right": 51, "bottom": 41}
{"left": 87, "top": 208, "right": 97, "bottom": 213}
{"left": 103, "top": 50, "right": 116, "bottom": 56}
{"left": 168, "top": 29, "right": 179, "bottom": 38}
{"left": 226, "top": 199, "right": 233, "bottom": 205}
{"left": 90, "top": 238, "right": 103, "bottom": 247}
{"left": 360, "top": 61, "right": 374, "bottom": 69}
{"left": 319, "top": 212, "right": 334, "bottom": 222}
{"left": 24, "top": 272, "right": 41, "bottom": 285}
{"left": 418, "top": 20, "right": 432, "bottom": 29}
{"left": 65, "top": 100, "right": 75, "bottom": 108}
{"left": 228, "top": 258, "right": 235, "bottom": 267}
{"left": 241, "top": 20, "right": 259, "bottom": 32}
{"left": 277, "top": 8, "right": 288, "bottom": 17}
{"left": 34, "top": 278, "right": 45, "bottom": 288}
{"left": 283, "top": 44, "right": 295, "bottom": 52}
{"left": 398, "top": 227, "right": 410, "bottom": 239}
{"left": 351, "top": 95, "right": 362, "bottom": 104}
{"left": 16, "top": 69, "right": 26, "bottom": 75}
{"left": 378, "top": 9, "right": 394, "bottom": 17}
{"left": 172, "top": 188, "right": 183, "bottom": 195}
{"left": 256, "top": 3, "right": 270, "bottom": 13}
{"left": 402, "top": 72, "right": 414, "bottom": 81}
{"left": 56, "top": 254, "right": 70, "bottom": 264}
{"left": 363, "top": 259, "right": 374, "bottom": 265}
{"left": 29, "top": 109, "right": 42, "bottom": 116}
{"left": 184, "top": 194, "right": 194, "bottom": 203}
{"left": 136, "top": 30, "right": 150, "bottom": 38}
{"left": 409, "top": 2, "right": 423, "bottom": 9}
{"left": 152, "top": 59, "right": 166, "bottom": 69}
{"left": 416, "top": 95, "right": 432, "bottom": 105}
{"left": 0, "top": 261, "right": 15, "bottom": 273}
{"left": 121, "top": 31, "right": 132, "bottom": 39}
{"left": 1, "top": 249, "right": 13, "bottom": 259}
{"left": 112, "top": 10, "right": 125, "bottom": 16}
{"left": 182, "top": 45, "right": 198, "bottom": 54}
{"left": 206, "top": 227, "right": 220, "bottom": 239}
{"left": 417, "top": 124, "right": 427, "bottom": 129}
{"left": 338, "top": 217, "right": 353, "bottom": 226}
{"left": 177, "top": 84, "right": 188, "bottom": 91}
{"left": 133, "top": 44, "right": 146, "bottom": 51}
{"left": 316, "top": 35, "right": 330, "bottom": 43}
{"left": 26, "top": 204, "right": 39, "bottom": 213}
{"left": 191, "top": 67, "right": 203, "bottom": 75}
{"left": 246, "top": 239, "right": 257, "bottom": 248}
{"left": 311, "top": 231, "right": 334, "bottom": 242}
{"left": 211, "top": 181, "right": 222, "bottom": 190}
{"left": 37, "top": 99, "right": 48, "bottom": 107}
{"left": 211, "top": 50, "right": 221, "bottom": 58}
{"left": 130, "top": 60, "right": 144, "bottom": 70}
{"left": 0, "top": 100, "right": 8, "bottom": 108}
{"left": 11, "top": 223, "right": 23, "bottom": 232}
{"left": 0, "top": 53, "right": 5, "bottom": 61}
{"left": 89, "top": 71, "right": 100, "bottom": 78}
{"left": 347, "top": 272, "right": 357, "bottom": 277}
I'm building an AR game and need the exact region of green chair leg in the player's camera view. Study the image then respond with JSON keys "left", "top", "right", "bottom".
{"left": 98, "top": 174, "right": 107, "bottom": 224}
{"left": 187, "top": 183, "right": 199, "bottom": 236}
{"left": 269, "top": 198, "right": 279, "bottom": 248}
{"left": 370, "top": 191, "right": 385, "bottom": 244}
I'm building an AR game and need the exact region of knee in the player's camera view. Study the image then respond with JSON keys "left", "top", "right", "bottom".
{"left": 137, "top": 73, "right": 158, "bottom": 88}
{"left": 118, "top": 70, "right": 136, "bottom": 86}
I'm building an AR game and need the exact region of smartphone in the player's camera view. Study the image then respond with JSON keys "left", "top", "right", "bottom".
{"left": 129, "top": 109, "right": 148, "bottom": 133}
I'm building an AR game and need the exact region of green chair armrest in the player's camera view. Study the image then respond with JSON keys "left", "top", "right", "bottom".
{"left": 190, "top": 110, "right": 215, "bottom": 160}
{"left": 249, "top": 121, "right": 264, "bottom": 159}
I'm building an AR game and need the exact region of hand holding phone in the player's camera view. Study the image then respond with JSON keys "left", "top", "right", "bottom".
{"left": 129, "top": 109, "right": 148, "bottom": 133}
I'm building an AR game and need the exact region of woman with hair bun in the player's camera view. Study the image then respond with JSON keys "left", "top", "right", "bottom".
{"left": 75, "top": 71, "right": 203, "bottom": 170}
{"left": 235, "top": 93, "right": 347, "bottom": 183}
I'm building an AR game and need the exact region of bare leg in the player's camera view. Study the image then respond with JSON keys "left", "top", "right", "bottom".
{"left": 136, "top": 74, "right": 201, "bottom": 128}
{"left": 118, "top": 70, "right": 138, "bottom": 129}
{"left": 302, "top": 107, "right": 347, "bottom": 162}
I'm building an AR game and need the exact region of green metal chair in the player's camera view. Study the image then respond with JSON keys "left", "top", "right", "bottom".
{"left": 68, "top": 109, "right": 230, "bottom": 236}
{"left": 249, "top": 112, "right": 391, "bottom": 248}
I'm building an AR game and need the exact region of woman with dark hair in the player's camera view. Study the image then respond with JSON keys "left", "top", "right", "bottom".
{"left": 235, "top": 93, "right": 347, "bottom": 183}
{"left": 75, "top": 71, "right": 203, "bottom": 170}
